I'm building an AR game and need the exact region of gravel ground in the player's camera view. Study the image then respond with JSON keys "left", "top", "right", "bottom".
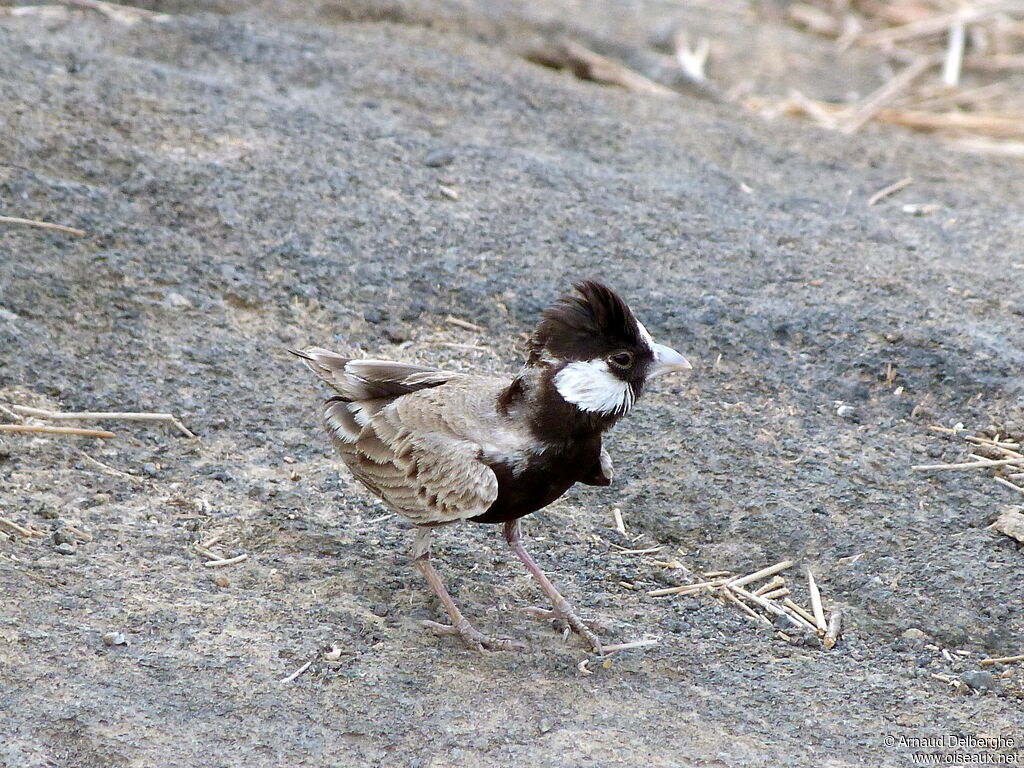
{"left": 1, "top": 2, "right": 1022, "bottom": 767}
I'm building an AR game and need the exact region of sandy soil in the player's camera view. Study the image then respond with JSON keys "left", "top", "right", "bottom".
{"left": 1, "top": 2, "right": 1022, "bottom": 766}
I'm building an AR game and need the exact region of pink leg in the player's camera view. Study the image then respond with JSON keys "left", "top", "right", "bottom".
{"left": 413, "top": 527, "right": 522, "bottom": 652}
{"left": 503, "top": 519, "right": 603, "bottom": 654}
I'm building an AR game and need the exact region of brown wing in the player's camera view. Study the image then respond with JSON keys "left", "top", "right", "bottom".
{"left": 327, "top": 390, "right": 498, "bottom": 525}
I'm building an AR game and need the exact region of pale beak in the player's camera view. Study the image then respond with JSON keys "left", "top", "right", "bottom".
{"left": 649, "top": 343, "right": 692, "bottom": 377}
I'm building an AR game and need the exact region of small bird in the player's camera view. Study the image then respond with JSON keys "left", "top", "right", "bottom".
{"left": 291, "top": 281, "right": 691, "bottom": 653}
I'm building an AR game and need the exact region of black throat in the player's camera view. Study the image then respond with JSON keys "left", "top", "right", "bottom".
{"left": 474, "top": 364, "right": 617, "bottom": 525}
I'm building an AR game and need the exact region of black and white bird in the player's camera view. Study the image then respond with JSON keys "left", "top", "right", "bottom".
{"left": 291, "top": 281, "right": 691, "bottom": 653}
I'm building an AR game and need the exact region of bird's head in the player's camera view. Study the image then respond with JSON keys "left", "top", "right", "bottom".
{"left": 527, "top": 280, "right": 691, "bottom": 418}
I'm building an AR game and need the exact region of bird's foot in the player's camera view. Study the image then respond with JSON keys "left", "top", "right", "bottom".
{"left": 422, "top": 619, "right": 526, "bottom": 652}
{"left": 521, "top": 605, "right": 604, "bottom": 655}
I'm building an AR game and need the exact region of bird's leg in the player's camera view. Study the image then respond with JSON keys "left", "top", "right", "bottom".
{"left": 412, "top": 527, "right": 523, "bottom": 652}
{"left": 503, "top": 519, "right": 603, "bottom": 654}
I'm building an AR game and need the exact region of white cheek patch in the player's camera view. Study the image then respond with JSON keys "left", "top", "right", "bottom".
{"left": 554, "top": 360, "right": 635, "bottom": 415}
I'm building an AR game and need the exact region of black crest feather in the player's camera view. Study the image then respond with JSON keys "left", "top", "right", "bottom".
{"left": 528, "top": 280, "right": 641, "bottom": 363}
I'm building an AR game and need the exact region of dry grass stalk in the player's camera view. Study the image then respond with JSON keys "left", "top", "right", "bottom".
{"left": 650, "top": 558, "right": 836, "bottom": 644}
{"left": 720, "top": 588, "right": 772, "bottom": 625}
{"left": 965, "top": 54, "right": 1024, "bottom": 72}
{"left": 279, "top": 659, "right": 312, "bottom": 684}
{"left": 0, "top": 424, "right": 115, "bottom": 438}
{"left": 730, "top": 584, "right": 818, "bottom": 633}
{"left": 11, "top": 404, "right": 195, "bottom": 438}
{"left": 612, "top": 507, "right": 626, "bottom": 535}
{"left": 444, "top": 315, "right": 482, "bottom": 333}
{"left": 875, "top": 108, "right": 1024, "bottom": 138}
{"left": 807, "top": 569, "right": 827, "bottom": 632}
{"left": 769, "top": 2, "right": 1024, "bottom": 144}
{"left": 59, "top": 524, "right": 93, "bottom": 543}
{"left": 727, "top": 559, "right": 794, "bottom": 588}
{"left": 993, "top": 476, "right": 1024, "bottom": 496}
{"left": 544, "top": 40, "right": 677, "bottom": 97}
{"left": 841, "top": 55, "right": 939, "bottom": 133}
{"left": 855, "top": 4, "right": 1022, "bottom": 47}
{"left": 601, "top": 638, "right": 659, "bottom": 653}
{"left": 753, "top": 575, "right": 786, "bottom": 596}
{"left": 823, "top": 610, "right": 843, "bottom": 649}
{"left": 942, "top": 20, "right": 966, "bottom": 87}
{"left": 979, "top": 654, "right": 1024, "bottom": 667}
{"left": 963, "top": 434, "right": 1021, "bottom": 450}
{"left": 647, "top": 577, "right": 727, "bottom": 597}
{"left": 783, "top": 597, "right": 819, "bottom": 627}
{"left": 868, "top": 176, "right": 913, "bottom": 206}
{"left": 912, "top": 457, "right": 1022, "bottom": 471}
{"left": 78, "top": 451, "right": 146, "bottom": 484}
{"left": 59, "top": 0, "right": 170, "bottom": 24}
{"left": 0, "top": 517, "right": 43, "bottom": 538}
{"left": 0, "top": 215, "right": 86, "bottom": 236}
{"left": 950, "top": 137, "right": 1024, "bottom": 155}
{"left": 203, "top": 553, "right": 249, "bottom": 568}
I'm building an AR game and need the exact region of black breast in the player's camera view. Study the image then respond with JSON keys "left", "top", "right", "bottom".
{"left": 470, "top": 436, "right": 602, "bottom": 524}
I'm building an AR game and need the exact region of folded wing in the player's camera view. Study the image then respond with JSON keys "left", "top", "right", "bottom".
{"left": 292, "top": 347, "right": 498, "bottom": 524}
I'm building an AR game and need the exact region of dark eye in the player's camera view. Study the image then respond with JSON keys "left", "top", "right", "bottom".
{"left": 608, "top": 351, "right": 634, "bottom": 369}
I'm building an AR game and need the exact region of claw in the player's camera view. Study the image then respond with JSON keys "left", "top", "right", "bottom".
{"left": 422, "top": 619, "right": 526, "bottom": 652}
{"left": 520, "top": 605, "right": 603, "bottom": 655}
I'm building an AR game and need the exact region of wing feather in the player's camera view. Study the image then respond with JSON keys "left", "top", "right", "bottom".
{"left": 295, "top": 347, "right": 504, "bottom": 524}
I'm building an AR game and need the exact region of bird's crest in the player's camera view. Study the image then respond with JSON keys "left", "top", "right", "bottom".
{"left": 528, "top": 280, "right": 641, "bottom": 363}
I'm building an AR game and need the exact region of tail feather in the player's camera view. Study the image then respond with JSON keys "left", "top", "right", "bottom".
{"left": 290, "top": 346, "right": 462, "bottom": 401}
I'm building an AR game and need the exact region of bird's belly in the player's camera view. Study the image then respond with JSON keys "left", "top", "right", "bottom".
{"left": 469, "top": 455, "right": 585, "bottom": 524}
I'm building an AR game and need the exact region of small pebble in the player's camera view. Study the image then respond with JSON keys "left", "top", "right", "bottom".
{"left": 165, "top": 291, "right": 191, "bottom": 309}
{"left": 324, "top": 644, "right": 343, "bottom": 661}
{"left": 902, "top": 628, "right": 927, "bottom": 640}
{"left": 52, "top": 529, "right": 75, "bottom": 545}
{"left": 214, "top": 574, "right": 230, "bottom": 588}
{"left": 54, "top": 542, "right": 76, "bottom": 555}
{"left": 102, "top": 631, "right": 128, "bottom": 646}
{"left": 423, "top": 148, "right": 455, "bottom": 168}
{"left": 960, "top": 670, "right": 996, "bottom": 692}
{"left": 142, "top": 462, "right": 158, "bottom": 477}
